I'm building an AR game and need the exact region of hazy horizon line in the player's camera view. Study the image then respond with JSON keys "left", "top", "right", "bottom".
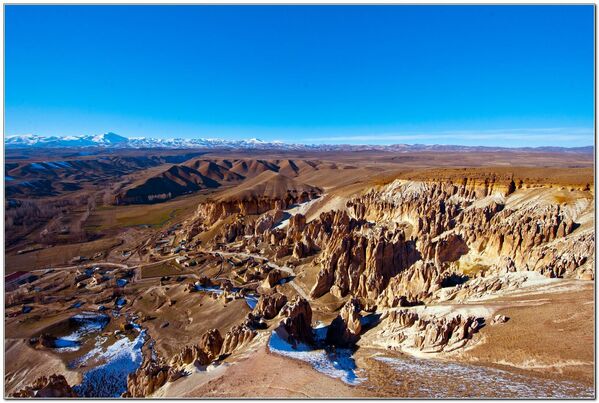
{"left": 5, "top": 126, "right": 594, "bottom": 148}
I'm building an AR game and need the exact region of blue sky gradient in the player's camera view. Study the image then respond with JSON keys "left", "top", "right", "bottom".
{"left": 5, "top": 5, "right": 594, "bottom": 146}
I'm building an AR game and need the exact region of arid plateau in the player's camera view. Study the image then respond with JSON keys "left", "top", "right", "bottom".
{"left": 4, "top": 145, "right": 595, "bottom": 398}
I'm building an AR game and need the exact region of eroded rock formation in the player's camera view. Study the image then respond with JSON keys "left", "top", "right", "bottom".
{"left": 376, "top": 309, "right": 482, "bottom": 353}
{"left": 193, "top": 189, "right": 320, "bottom": 227}
{"left": 326, "top": 297, "right": 363, "bottom": 346}
{"left": 377, "top": 261, "right": 446, "bottom": 307}
{"left": 275, "top": 296, "right": 314, "bottom": 346}
{"left": 10, "top": 374, "right": 77, "bottom": 398}
{"left": 170, "top": 328, "right": 224, "bottom": 369}
{"left": 126, "top": 360, "right": 173, "bottom": 397}
{"left": 221, "top": 322, "right": 257, "bottom": 355}
{"left": 311, "top": 226, "right": 419, "bottom": 300}
{"left": 253, "top": 292, "right": 288, "bottom": 320}
{"left": 261, "top": 269, "right": 288, "bottom": 289}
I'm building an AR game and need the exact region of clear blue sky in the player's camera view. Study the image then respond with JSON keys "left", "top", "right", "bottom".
{"left": 5, "top": 5, "right": 594, "bottom": 146}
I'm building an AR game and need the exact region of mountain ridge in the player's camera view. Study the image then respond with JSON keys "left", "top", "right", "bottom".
{"left": 4, "top": 132, "right": 594, "bottom": 153}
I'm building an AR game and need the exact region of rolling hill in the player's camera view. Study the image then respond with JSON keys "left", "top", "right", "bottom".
{"left": 115, "top": 158, "right": 329, "bottom": 204}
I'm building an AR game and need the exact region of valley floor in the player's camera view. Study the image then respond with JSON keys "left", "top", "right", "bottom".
{"left": 151, "top": 278, "right": 594, "bottom": 399}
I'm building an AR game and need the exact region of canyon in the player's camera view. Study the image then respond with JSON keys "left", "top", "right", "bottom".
{"left": 4, "top": 147, "right": 595, "bottom": 398}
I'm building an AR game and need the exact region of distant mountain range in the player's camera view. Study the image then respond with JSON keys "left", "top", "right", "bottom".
{"left": 4, "top": 132, "right": 594, "bottom": 153}
{"left": 5, "top": 132, "right": 293, "bottom": 150}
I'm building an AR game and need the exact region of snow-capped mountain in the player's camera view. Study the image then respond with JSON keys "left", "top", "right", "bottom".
{"left": 6, "top": 132, "right": 129, "bottom": 148}
{"left": 4, "top": 133, "right": 300, "bottom": 150}
{"left": 4, "top": 132, "right": 593, "bottom": 153}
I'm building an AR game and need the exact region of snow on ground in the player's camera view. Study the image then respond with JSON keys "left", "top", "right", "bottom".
{"left": 244, "top": 294, "right": 259, "bottom": 310}
{"left": 268, "top": 330, "right": 365, "bottom": 385}
{"left": 195, "top": 284, "right": 258, "bottom": 309}
{"left": 72, "top": 328, "right": 146, "bottom": 397}
{"left": 194, "top": 285, "right": 223, "bottom": 295}
{"left": 465, "top": 191, "right": 506, "bottom": 210}
{"left": 275, "top": 196, "right": 325, "bottom": 229}
{"left": 54, "top": 313, "right": 110, "bottom": 352}
{"left": 115, "top": 297, "right": 127, "bottom": 308}
{"left": 374, "top": 354, "right": 593, "bottom": 398}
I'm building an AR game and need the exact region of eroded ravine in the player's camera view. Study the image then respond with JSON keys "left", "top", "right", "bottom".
{"left": 7, "top": 174, "right": 594, "bottom": 398}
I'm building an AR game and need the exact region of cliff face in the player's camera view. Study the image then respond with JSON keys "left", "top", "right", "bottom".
{"left": 295, "top": 178, "right": 592, "bottom": 304}
{"left": 192, "top": 189, "right": 319, "bottom": 228}
{"left": 310, "top": 226, "right": 420, "bottom": 300}
{"left": 377, "top": 261, "right": 446, "bottom": 307}
{"left": 355, "top": 179, "right": 592, "bottom": 277}
{"left": 253, "top": 292, "right": 288, "bottom": 319}
{"left": 195, "top": 198, "right": 287, "bottom": 226}
{"left": 187, "top": 177, "right": 592, "bottom": 306}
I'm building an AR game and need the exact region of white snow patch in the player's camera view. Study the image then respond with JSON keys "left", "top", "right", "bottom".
{"left": 268, "top": 331, "right": 365, "bottom": 385}
{"left": 374, "top": 355, "right": 593, "bottom": 398}
{"left": 275, "top": 196, "right": 324, "bottom": 229}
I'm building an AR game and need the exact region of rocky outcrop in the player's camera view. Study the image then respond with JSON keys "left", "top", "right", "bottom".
{"left": 377, "top": 261, "right": 447, "bottom": 307}
{"left": 275, "top": 296, "right": 314, "bottom": 346}
{"left": 350, "top": 179, "right": 593, "bottom": 282}
{"left": 376, "top": 309, "right": 482, "bottom": 353}
{"left": 179, "top": 174, "right": 592, "bottom": 307}
{"left": 253, "top": 292, "right": 288, "bottom": 319}
{"left": 292, "top": 240, "right": 311, "bottom": 259}
{"left": 261, "top": 269, "right": 288, "bottom": 289}
{"left": 280, "top": 214, "right": 319, "bottom": 260}
{"left": 128, "top": 325, "right": 242, "bottom": 397}
{"left": 193, "top": 188, "right": 319, "bottom": 227}
{"left": 533, "top": 232, "right": 594, "bottom": 279}
{"left": 170, "top": 328, "right": 223, "bottom": 368}
{"left": 414, "top": 314, "right": 480, "bottom": 353}
{"left": 326, "top": 297, "right": 362, "bottom": 346}
{"left": 438, "top": 268, "right": 550, "bottom": 302}
{"left": 455, "top": 203, "right": 579, "bottom": 271}
{"left": 196, "top": 198, "right": 286, "bottom": 226}
{"left": 171, "top": 344, "right": 210, "bottom": 368}
{"left": 221, "top": 215, "right": 252, "bottom": 243}
{"left": 220, "top": 322, "right": 257, "bottom": 355}
{"left": 275, "top": 245, "right": 291, "bottom": 259}
{"left": 311, "top": 227, "right": 419, "bottom": 300}
{"left": 431, "top": 233, "right": 469, "bottom": 265}
{"left": 198, "top": 328, "right": 224, "bottom": 360}
{"left": 255, "top": 209, "right": 285, "bottom": 235}
{"left": 351, "top": 181, "right": 469, "bottom": 240}
{"left": 10, "top": 374, "right": 77, "bottom": 397}
{"left": 287, "top": 214, "right": 307, "bottom": 237}
{"left": 491, "top": 314, "right": 509, "bottom": 325}
{"left": 126, "top": 360, "right": 173, "bottom": 397}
